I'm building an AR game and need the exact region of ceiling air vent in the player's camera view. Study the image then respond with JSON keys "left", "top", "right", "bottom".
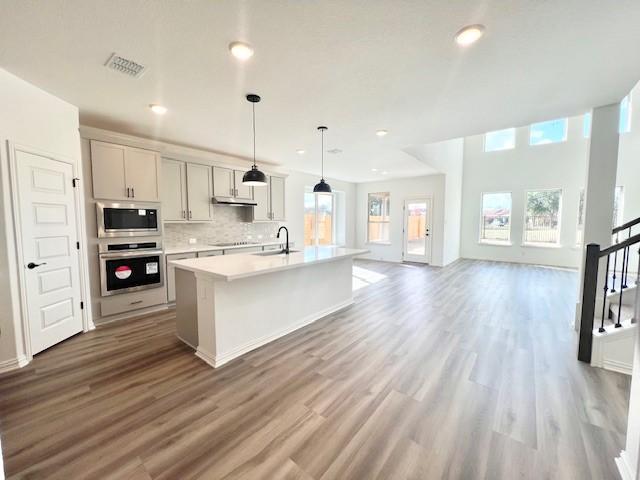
{"left": 104, "top": 53, "right": 146, "bottom": 78}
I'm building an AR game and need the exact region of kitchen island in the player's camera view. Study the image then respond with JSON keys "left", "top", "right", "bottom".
{"left": 170, "top": 246, "right": 368, "bottom": 368}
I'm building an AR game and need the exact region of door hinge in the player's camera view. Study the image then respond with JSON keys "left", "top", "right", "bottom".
{"left": 80, "top": 301, "right": 84, "bottom": 310}
{"left": 76, "top": 241, "right": 80, "bottom": 250}
{"left": 72, "top": 178, "right": 80, "bottom": 187}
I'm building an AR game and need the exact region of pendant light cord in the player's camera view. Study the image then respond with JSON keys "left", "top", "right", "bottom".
{"left": 252, "top": 102, "right": 256, "bottom": 167}
{"left": 321, "top": 128, "right": 324, "bottom": 180}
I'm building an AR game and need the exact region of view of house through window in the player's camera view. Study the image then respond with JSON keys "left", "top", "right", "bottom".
{"left": 304, "top": 192, "right": 335, "bottom": 246}
{"left": 524, "top": 189, "right": 562, "bottom": 244}
{"left": 479, "top": 192, "right": 512, "bottom": 243}
{"left": 367, "top": 192, "right": 390, "bottom": 243}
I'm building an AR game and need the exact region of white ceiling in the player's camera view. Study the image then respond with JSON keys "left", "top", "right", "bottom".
{"left": 1, "top": 1, "right": 639, "bottom": 183}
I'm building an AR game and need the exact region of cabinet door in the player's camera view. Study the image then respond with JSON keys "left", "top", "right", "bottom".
{"left": 270, "top": 176, "right": 286, "bottom": 221}
{"left": 197, "top": 250, "right": 223, "bottom": 258}
{"left": 186, "top": 163, "right": 213, "bottom": 221}
{"left": 91, "top": 140, "right": 127, "bottom": 200}
{"left": 213, "top": 166, "right": 234, "bottom": 197}
{"left": 125, "top": 147, "right": 160, "bottom": 201}
{"left": 166, "top": 253, "right": 197, "bottom": 302}
{"left": 234, "top": 170, "right": 253, "bottom": 200}
{"left": 253, "top": 176, "right": 271, "bottom": 221}
{"left": 161, "top": 159, "right": 187, "bottom": 221}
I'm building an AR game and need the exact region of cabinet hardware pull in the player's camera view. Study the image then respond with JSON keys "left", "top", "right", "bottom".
{"left": 182, "top": 210, "right": 186, "bottom": 218}
{"left": 131, "top": 187, "right": 135, "bottom": 198}
{"left": 130, "top": 300, "right": 143, "bottom": 305}
{"left": 126, "top": 187, "right": 130, "bottom": 198}
{"left": 189, "top": 210, "right": 192, "bottom": 219}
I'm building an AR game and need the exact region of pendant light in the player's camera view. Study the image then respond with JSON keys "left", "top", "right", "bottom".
{"left": 313, "top": 126, "right": 331, "bottom": 193}
{"left": 242, "top": 94, "right": 268, "bottom": 187}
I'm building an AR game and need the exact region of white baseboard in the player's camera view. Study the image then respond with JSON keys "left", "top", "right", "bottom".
{"left": 0, "top": 354, "right": 29, "bottom": 373}
{"left": 193, "top": 299, "right": 354, "bottom": 368}
{"left": 616, "top": 450, "right": 636, "bottom": 480}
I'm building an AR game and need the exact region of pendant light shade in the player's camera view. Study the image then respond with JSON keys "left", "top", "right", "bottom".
{"left": 242, "top": 94, "right": 268, "bottom": 187}
{"left": 313, "top": 126, "right": 332, "bottom": 193}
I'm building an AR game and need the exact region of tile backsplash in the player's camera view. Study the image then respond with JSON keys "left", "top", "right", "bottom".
{"left": 163, "top": 206, "right": 281, "bottom": 245}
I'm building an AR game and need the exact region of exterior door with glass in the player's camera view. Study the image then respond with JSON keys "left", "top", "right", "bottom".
{"left": 402, "top": 197, "right": 432, "bottom": 264}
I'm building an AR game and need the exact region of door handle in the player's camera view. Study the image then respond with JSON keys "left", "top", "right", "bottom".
{"left": 27, "top": 262, "right": 47, "bottom": 269}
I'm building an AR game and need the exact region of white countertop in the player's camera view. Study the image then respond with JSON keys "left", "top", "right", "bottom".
{"left": 170, "top": 246, "right": 369, "bottom": 281}
{"left": 164, "top": 240, "right": 287, "bottom": 255}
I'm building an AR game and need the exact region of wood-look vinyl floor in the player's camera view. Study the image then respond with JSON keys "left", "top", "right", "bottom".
{"left": 0, "top": 259, "right": 631, "bottom": 479}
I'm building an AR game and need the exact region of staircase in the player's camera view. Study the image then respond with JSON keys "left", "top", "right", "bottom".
{"left": 578, "top": 218, "right": 640, "bottom": 375}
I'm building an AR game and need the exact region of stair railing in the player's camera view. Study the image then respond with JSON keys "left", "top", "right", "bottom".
{"left": 578, "top": 229, "right": 640, "bottom": 363}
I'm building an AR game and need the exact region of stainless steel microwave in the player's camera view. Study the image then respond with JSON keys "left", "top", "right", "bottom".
{"left": 96, "top": 202, "right": 161, "bottom": 238}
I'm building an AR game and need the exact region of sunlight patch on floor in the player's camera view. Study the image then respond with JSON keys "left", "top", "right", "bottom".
{"left": 352, "top": 266, "right": 387, "bottom": 291}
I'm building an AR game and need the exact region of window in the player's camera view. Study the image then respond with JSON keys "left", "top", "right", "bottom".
{"left": 304, "top": 192, "right": 335, "bottom": 246}
{"left": 524, "top": 189, "right": 562, "bottom": 245}
{"left": 529, "top": 118, "right": 568, "bottom": 145}
{"left": 479, "top": 192, "right": 512, "bottom": 244}
{"left": 484, "top": 128, "right": 515, "bottom": 152}
{"left": 576, "top": 186, "right": 624, "bottom": 246}
{"left": 367, "top": 192, "right": 390, "bottom": 244}
{"left": 620, "top": 94, "right": 632, "bottom": 134}
{"left": 613, "top": 186, "right": 624, "bottom": 228}
{"left": 583, "top": 113, "right": 592, "bottom": 138}
{"left": 576, "top": 189, "right": 585, "bottom": 246}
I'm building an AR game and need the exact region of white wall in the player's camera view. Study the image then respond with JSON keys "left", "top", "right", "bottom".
{"left": 355, "top": 175, "right": 446, "bottom": 265}
{"left": 0, "top": 68, "right": 83, "bottom": 368}
{"left": 460, "top": 115, "right": 589, "bottom": 268}
{"left": 284, "top": 171, "right": 356, "bottom": 248}
{"left": 405, "top": 139, "right": 465, "bottom": 266}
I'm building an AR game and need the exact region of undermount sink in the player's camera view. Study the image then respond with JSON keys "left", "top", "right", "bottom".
{"left": 252, "top": 249, "right": 300, "bottom": 256}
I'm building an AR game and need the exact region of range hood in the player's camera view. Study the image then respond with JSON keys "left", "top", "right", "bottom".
{"left": 211, "top": 196, "right": 257, "bottom": 207}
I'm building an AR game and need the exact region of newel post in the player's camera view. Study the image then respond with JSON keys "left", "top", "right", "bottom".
{"left": 578, "top": 243, "right": 600, "bottom": 363}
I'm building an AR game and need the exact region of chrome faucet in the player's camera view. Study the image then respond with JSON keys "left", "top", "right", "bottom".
{"left": 277, "top": 226, "right": 290, "bottom": 254}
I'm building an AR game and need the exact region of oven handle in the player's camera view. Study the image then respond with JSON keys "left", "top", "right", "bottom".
{"left": 99, "top": 250, "right": 164, "bottom": 259}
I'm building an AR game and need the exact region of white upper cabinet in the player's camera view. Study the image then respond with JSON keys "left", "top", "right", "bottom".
{"left": 186, "top": 163, "right": 213, "bottom": 221}
{"left": 270, "top": 176, "right": 286, "bottom": 221}
{"left": 213, "top": 166, "right": 234, "bottom": 197}
{"left": 252, "top": 175, "right": 286, "bottom": 221}
{"left": 161, "top": 159, "right": 212, "bottom": 222}
{"left": 234, "top": 170, "right": 253, "bottom": 200}
{"left": 161, "top": 158, "right": 187, "bottom": 221}
{"left": 253, "top": 179, "right": 271, "bottom": 221}
{"left": 90, "top": 140, "right": 160, "bottom": 202}
{"left": 90, "top": 141, "right": 127, "bottom": 200}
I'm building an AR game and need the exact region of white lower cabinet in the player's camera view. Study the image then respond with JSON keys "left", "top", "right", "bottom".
{"left": 100, "top": 287, "right": 167, "bottom": 317}
{"left": 223, "top": 246, "right": 261, "bottom": 255}
{"left": 166, "top": 252, "right": 197, "bottom": 302}
{"left": 197, "top": 250, "right": 223, "bottom": 258}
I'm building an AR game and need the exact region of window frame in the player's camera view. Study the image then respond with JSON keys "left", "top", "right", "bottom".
{"left": 529, "top": 118, "right": 568, "bottom": 146}
{"left": 367, "top": 192, "right": 391, "bottom": 245}
{"left": 304, "top": 191, "right": 337, "bottom": 247}
{"left": 522, "top": 188, "right": 563, "bottom": 247}
{"left": 483, "top": 128, "right": 516, "bottom": 152}
{"left": 478, "top": 191, "right": 513, "bottom": 246}
{"left": 620, "top": 94, "right": 632, "bottom": 134}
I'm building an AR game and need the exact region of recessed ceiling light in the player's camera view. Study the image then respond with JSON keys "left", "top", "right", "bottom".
{"left": 454, "top": 24, "right": 485, "bottom": 46}
{"left": 229, "top": 41, "right": 254, "bottom": 61}
{"left": 376, "top": 129, "right": 388, "bottom": 137}
{"left": 296, "top": 149, "right": 305, "bottom": 155}
{"left": 371, "top": 168, "right": 378, "bottom": 172}
{"left": 149, "top": 104, "right": 167, "bottom": 115}
{"left": 381, "top": 171, "right": 388, "bottom": 175}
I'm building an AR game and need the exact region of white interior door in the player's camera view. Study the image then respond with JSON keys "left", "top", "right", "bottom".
{"left": 402, "top": 197, "right": 432, "bottom": 264}
{"left": 16, "top": 150, "right": 83, "bottom": 354}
